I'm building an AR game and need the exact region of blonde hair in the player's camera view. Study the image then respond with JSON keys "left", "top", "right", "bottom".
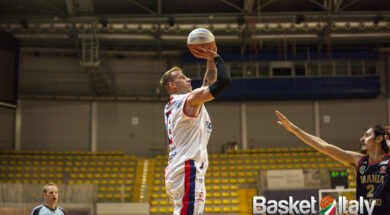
{"left": 159, "top": 66, "right": 182, "bottom": 93}
{"left": 43, "top": 183, "right": 57, "bottom": 193}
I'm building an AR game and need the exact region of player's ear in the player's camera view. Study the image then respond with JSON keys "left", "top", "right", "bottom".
{"left": 168, "top": 81, "right": 176, "bottom": 89}
{"left": 376, "top": 135, "right": 384, "bottom": 143}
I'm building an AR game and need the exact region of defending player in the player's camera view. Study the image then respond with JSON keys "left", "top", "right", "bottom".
{"left": 275, "top": 111, "right": 390, "bottom": 215}
{"left": 159, "top": 47, "right": 231, "bottom": 215}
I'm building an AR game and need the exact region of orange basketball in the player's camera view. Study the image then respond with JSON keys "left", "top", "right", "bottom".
{"left": 187, "top": 28, "right": 216, "bottom": 56}
{"left": 320, "top": 196, "right": 335, "bottom": 209}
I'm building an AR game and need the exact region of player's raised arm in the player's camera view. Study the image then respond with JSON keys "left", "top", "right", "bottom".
{"left": 186, "top": 47, "right": 232, "bottom": 107}
{"left": 275, "top": 110, "right": 363, "bottom": 166}
{"left": 201, "top": 59, "right": 217, "bottom": 87}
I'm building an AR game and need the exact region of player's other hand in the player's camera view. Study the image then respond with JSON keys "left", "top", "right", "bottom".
{"left": 191, "top": 46, "right": 219, "bottom": 60}
{"left": 275, "top": 110, "right": 298, "bottom": 133}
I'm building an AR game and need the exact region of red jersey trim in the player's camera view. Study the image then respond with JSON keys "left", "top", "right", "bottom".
{"left": 368, "top": 154, "right": 389, "bottom": 165}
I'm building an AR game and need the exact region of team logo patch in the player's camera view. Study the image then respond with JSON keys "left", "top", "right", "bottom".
{"left": 359, "top": 165, "right": 366, "bottom": 174}
{"left": 380, "top": 165, "right": 387, "bottom": 174}
{"left": 380, "top": 160, "right": 389, "bottom": 165}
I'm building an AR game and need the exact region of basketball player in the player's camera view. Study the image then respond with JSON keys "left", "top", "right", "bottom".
{"left": 30, "top": 183, "right": 66, "bottom": 215}
{"left": 159, "top": 47, "right": 231, "bottom": 215}
{"left": 275, "top": 111, "right": 390, "bottom": 215}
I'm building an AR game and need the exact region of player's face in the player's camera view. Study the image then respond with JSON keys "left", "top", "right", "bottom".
{"left": 43, "top": 185, "right": 58, "bottom": 205}
{"left": 360, "top": 128, "right": 377, "bottom": 153}
{"left": 170, "top": 71, "right": 192, "bottom": 93}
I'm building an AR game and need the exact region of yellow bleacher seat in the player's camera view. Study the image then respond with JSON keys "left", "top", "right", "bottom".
{"left": 221, "top": 192, "right": 229, "bottom": 197}
{"left": 213, "top": 192, "right": 221, "bottom": 197}
{"left": 231, "top": 192, "right": 238, "bottom": 197}
{"left": 159, "top": 208, "right": 168, "bottom": 213}
{"left": 230, "top": 185, "right": 238, "bottom": 190}
{"left": 212, "top": 172, "right": 220, "bottom": 177}
{"left": 204, "top": 207, "right": 212, "bottom": 213}
{"left": 160, "top": 200, "right": 169, "bottom": 205}
{"left": 229, "top": 179, "right": 237, "bottom": 183}
{"left": 212, "top": 179, "right": 221, "bottom": 184}
{"left": 214, "top": 199, "right": 222, "bottom": 204}
{"left": 229, "top": 172, "right": 237, "bottom": 177}
{"left": 151, "top": 201, "right": 159, "bottom": 206}
{"left": 238, "top": 178, "right": 246, "bottom": 183}
{"left": 160, "top": 193, "right": 168, "bottom": 198}
{"left": 223, "top": 207, "right": 231, "bottom": 212}
{"left": 227, "top": 166, "right": 236, "bottom": 171}
{"left": 206, "top": 192, "right": 212, "bottom": 198}
{"left": 222, "top": 199, "right": 231, "bottom": 204}
{"left": 168, "top": 208, "right": 173, "bottom": 213}
{"left": 206, "top": 199, "right": 212, "bottom": 204}
{"left": 213, "top": 185, "right": 221, "bottom": 190}
{"left": 151, "top": 194, "right": 159, "bottom": 199}
{"left": 232, "top": 199, "right": 239, "bottom": 204}
{"left": 221, "top": 185, "right": 229, "bottom": 190}
{"left": 232, "top": 206, "right": 240, "bottom": 212}
{"left": 221, "top": 179, "right": 229, "bottom": 183}
{"left": 213, "top": 207, "right": 222, "bottom": 212}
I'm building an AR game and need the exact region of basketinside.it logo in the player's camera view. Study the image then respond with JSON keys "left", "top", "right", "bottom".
{"left": 253, "top": 196, "right": 376, "bottom": 215}
{"left": 320, "top": 196, "right": 336, "bottom": 215}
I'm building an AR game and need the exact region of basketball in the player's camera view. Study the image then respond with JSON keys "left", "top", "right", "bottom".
{"left": 320, "top": 196, "right": 335, "bottom": 209}
{"left": 187, "top": 28, "right": 216, "bottom": 56}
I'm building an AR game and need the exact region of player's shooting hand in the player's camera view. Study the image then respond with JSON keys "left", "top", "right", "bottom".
{"left": 191, "top": 46, "right": 219, "bottom": 60}
{"left": 275, "top": 110, "right": 297, "bottom": 133}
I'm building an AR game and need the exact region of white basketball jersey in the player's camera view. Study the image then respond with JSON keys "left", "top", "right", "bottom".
{"left": 164, "top": 93, "right": 212, "bottom": 177}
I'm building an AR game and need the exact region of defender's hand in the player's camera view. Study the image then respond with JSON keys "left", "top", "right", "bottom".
{"left": 275, "top": 110, "right": 298, "bottom": 133}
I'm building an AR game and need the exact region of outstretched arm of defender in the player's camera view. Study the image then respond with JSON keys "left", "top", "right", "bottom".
{"left": 275, "top": 110, "right": 363, "bottom": 166}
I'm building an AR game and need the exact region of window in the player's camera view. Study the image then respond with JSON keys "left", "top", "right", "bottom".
{"left": 258, "top": 64, "right": 269, "bottom": 77}
{"left": 273, "top": 68, "right": 292, "bottom": 76}
{"left": 244, "top": 62, "right": 257, "bottom": 78}
{"left": 350, "top": 61, "right": 363, "bottom": 75}
{"left": 294, "top": 62, "right": 306, "bottom": 76}
{"left": 364, "top": 61, "right": 377, "bottom": 75}
{"left": 334, "top": 61, "right": 349, "bottom": 76}
{"left": 229, "top": 63, "right": 243, "bottom": 78}
{"left": 308, "top": 62, "right": 319, "bottom": 76}
{"left": 320, "top": 61, "right": 334, "bottom": 76}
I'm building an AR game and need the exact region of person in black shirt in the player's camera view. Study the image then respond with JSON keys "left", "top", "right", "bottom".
{"left": 275, "top": 111, "right": 390, "bottom": 215}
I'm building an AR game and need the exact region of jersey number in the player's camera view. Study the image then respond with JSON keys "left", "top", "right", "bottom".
{"left": 367, "top": 184, "right": 374, "bottom": 198}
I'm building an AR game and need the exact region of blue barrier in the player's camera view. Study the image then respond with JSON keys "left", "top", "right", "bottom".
{"left": 191, "top": 76, "right": 380, "bottom": 101}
